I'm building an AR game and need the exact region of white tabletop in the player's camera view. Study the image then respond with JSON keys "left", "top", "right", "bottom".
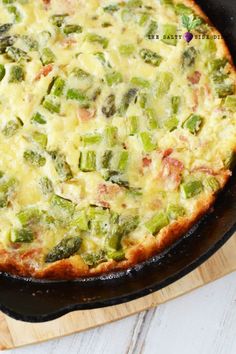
{"left": 6, "top": 271, "right": 236, "bottom": 354}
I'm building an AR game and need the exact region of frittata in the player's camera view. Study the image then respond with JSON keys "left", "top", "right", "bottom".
{"left": 0, "top": 0, "right": 235, "bottom": 279}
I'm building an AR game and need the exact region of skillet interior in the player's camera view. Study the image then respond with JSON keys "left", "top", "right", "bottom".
{"left": 0, "top": 0, "right": 235, "bottom": 322}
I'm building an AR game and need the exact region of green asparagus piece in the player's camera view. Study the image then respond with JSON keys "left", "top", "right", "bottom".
{"left": 138, "top": 12, "right": 149, "bottom": 26}
{"left": 11, "top": 228, "right": 34, "bottom": 243}
{"left": 131, "top": 77, "right": 150, "bottom": 88}
{"left": 127, "top": 0, "right": 143, "bottom": 7}
{"left": 107, "top": 249, "right": 126, "bottom": 261}
{"left": 119, "top": 44, "right": 135, "bottom": 56}
{"left": 183, "top": 114, "right": 203, "bottom": 134}
{"left": 0, "top": 64, "right": 6, "bottom": 81}
{"left": 88, "top": 206, "right": 111, "bottom": 236}
{"left": 7, "top": 5, "right": 22, "bottom": 23}
{"left": 140, "top": 131, "right": 156, "bottom": 152}
{"left": 50, "top": 77, "right": 65, "bottom": 97}
{"left": 105, "top": 215, "right": 139, "bottom": 250}
{"left": 0, "top": 23, "right": 12, "bottom": 34}
{"left": 40, "top": 48, "right": 55, "bottom": 65}
{"left": 2, "top": 117, "right": 22, "bottom": 137}
{"left": 127, "top": 115, "right": 139, "bottom": 135}
{"left": 105, "top": 71, "right": 122, "bottom": 86}
{"left": 0, "top": 177, "right": 17, "bottom": 208}
{"left": 42, "top": 95, "right": 60, "bottom": 113}
{"left": 50, "top": 152, "right": 73, "bottom": 181}
{"left": 101, "top": 150, "right": 113, "bottom": 169}
{"left": 66, "top": 88, "right": 88, "bottom": 103}
{"left": 211, "top": 72, "right": 228, "bottom": 84}
{"left": 94, "top": 51, "right": 107, "bottom": 65}
{"left": 82, "top": 250, "right": 107, "bottom": 267}
{"left": 224, "top": 96, "right": 236, "bottom": 111}
{"left": 50, "top": 14, "right": 69, "bottom": 27}
{"left": 161, "top": 24, "right": 177, "bottom": 46}
{"left": 2, "top": 0, "right": 15, "bottom": 4}
{"left": 23, "top": 150, "right": 46, "bottom": 167}
{"left": 119, "top": 88, "right": 138, "bottom": 115}
{"left": 21, "top": 35, "right": 39, "bottom": 51}
{"left": 146, "top": 108, "right": 158, "bottom": 129}
{"left": 139, "top": 48, "right": 162, "bottom": 66}
{"left": 63, "top": 24, "right": 82, "bottom": 35}
{"left": 167, "top": 204, "right": 186, "bottom": 220}
{"left": 139, "top": 93, "right": 147, "bottom": 109}
{"left": 70, "top": 210, "right": 88, "bottom": 231}
{"left": 86, "top": 33, "right": 108, "bottom": 49}
{"left": 205, "top": 177, "right": 220, "bottom": 192}
{"left": 51, "top": 194, "right": 75, "bottom": 214}
{"left": 203, "top": 38, "right": 216, "bottom": 53}
{"left": 17, "top": 208, "right": 42, "bottom": 226}
{"left": 81, "top": 134, "right": 102, "bottom": 145}
{"left": 72, "top": 67, "right": 91, "bottom": 79}
{"left": 215, "top": 83, "right": 235, "bottom": 98}
{"left": 182, "top": 47, "right": 197, "bottom": 67}
{"left": 223, "top": 152, "right": 236, "bottom": 170}
{"left": 164, "top": 116, "right": 179, "bottom": 132}
{"left": 0, "top": 196, "right": 9, "bottom": 208}
{"left": 103, "top": 4, "right": 119, "bottom": 13}
{"left": 102, "top": 94, "right": 116, "bottom": 117}
{"left": 209, "top": 58, "right": 227, "bottom": 72}
{"left": 31, "top": 112, "right": 46, "bottom": 125}
{"left": 79, "top": 150, "right": 96, "bottom": 172}
{"left": 160, "top": 0, "right": 174, "bottom": 5}
{"left": 171, "top": 96, "right": 180, "bottom": 114}
{"left": 146, "top": 20, "right": 158, "bottom": 38}
{"left": 103, "top": 171, "right": 129, "bottom": 188}
{"left": 175, "top": 3, "right": 193, "bottom": 15}
{"left": 32, "top": 131, "right": 47, "bottom": 149}
{"left": 9, "top": 65, "right": 24, "bottom": 82}
{"left": 45, "top": 236, "right": 82, "bottom": 263}
{"left": 117, "top": 150, "right": 129, "bottom": 172}
{"left": 105, "top": 126, "right": 118, "bottom": 147}
{"left": 0, "top": 35, "right": 16, "bottom": 54}
{"left": 5, "top": 46, "right": 31, "bottom": 62}
{"left": 181, "top": 180, "right": 203, "bottom": 198}
{"left": 156, "top": 72, "right": 173, "bottom": 97}
{"left": 145, "top": 212, "right": 169, "bottom": 234}
{"left": 39, "top": 176, "right": 54, "bottom": 195}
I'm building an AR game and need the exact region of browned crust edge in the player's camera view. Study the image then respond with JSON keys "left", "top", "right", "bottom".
{"left": 0, "top": 172, "right": 232, "bottom": 279}
{"left": 0, "top": 0, "right": 235, "bottom": 279}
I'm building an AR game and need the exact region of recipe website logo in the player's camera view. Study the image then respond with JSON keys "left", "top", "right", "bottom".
{"left": 148, "top": 14, "right": 223, "bottom": 44}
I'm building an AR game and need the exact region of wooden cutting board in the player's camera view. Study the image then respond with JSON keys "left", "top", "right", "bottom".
{"left": 0, "top": 233, "right": 236, "bottom": 350}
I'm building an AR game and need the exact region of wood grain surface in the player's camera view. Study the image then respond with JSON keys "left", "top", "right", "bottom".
{"left": 0, "top": 233, "right": 236, "bottom": 351}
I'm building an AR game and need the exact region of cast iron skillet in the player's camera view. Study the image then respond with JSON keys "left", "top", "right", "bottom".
{"left": 0, "top": 0, "right": 236, "bottom": 323}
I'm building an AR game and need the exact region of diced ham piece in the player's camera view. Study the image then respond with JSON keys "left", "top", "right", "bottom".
{"left": 60, "top": 38, "right": 77, "bottom": 48}
{"left": 77, "top": 108, "right": 95, "bottom": 121}
{"left": 187, "top": 71, "right": 201, "bottom": 85}
{"left": 142, "top": 156, "right": 152, "bottom": 167}
{"left": 98, "top": 183, "right": 121, "bottom": 197}
{"left": 162, "top": 148, "right": 173, "bottom": 159}
{"left": 97, "top": 183, "right": 121, "bottom": 208}
{"left": 161, "top": 156, "right": 184, "bottom": 190}
{"left": 34, "top": 64, "right": 53, "bottom": 80}
{"left": 191, "top": 166, "right": 216, "bottom": 175}
{"left": 192, "top": 88, "right": 199, "bottom": 112}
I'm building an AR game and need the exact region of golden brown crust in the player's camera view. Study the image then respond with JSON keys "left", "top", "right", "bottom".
{"left": 0, "top": 0, "right": 235, "bottom": 279}
{"left": 0, "top": 171, "right": 231, "bottom": 279}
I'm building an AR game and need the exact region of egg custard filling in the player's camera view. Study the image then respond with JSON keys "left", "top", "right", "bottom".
{"left": 0, "top": 0, "right": 235, "bottom": 278}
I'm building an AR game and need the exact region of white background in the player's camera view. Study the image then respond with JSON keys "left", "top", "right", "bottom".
{"left": 5, "top": 271, "right": 236, "bottom": 354}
